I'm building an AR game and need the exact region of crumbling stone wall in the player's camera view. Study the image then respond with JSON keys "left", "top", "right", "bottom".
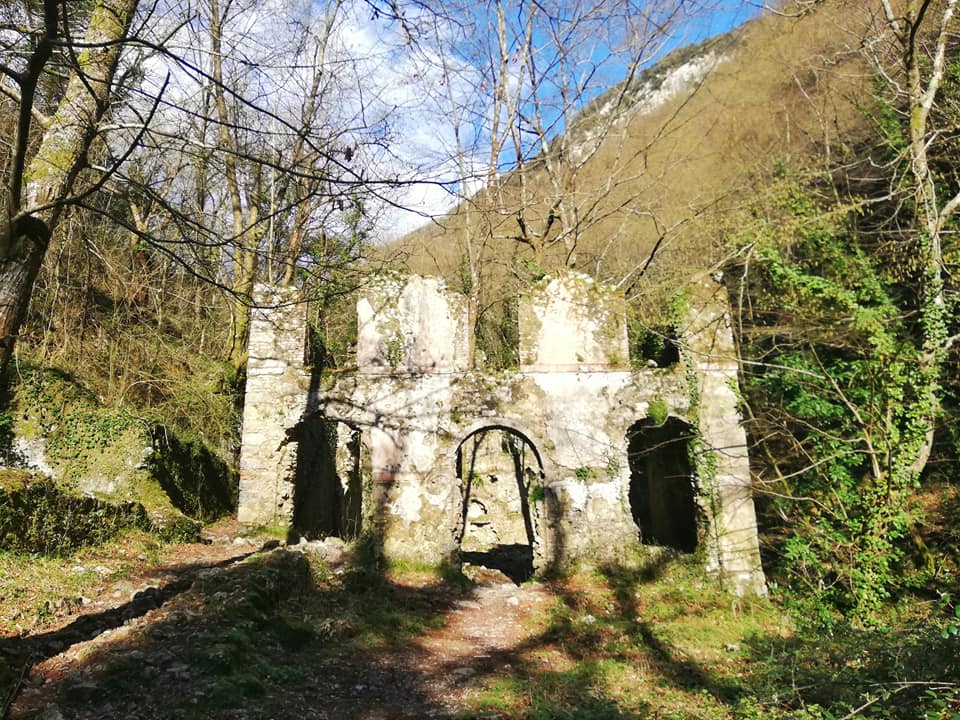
{"left": 237, "top": 273, "right": 767, "bottom": 594}
{"left": 237, "top": 284, "right": 310, "bottom": 527}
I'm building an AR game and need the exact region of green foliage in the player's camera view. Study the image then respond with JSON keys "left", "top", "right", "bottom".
{"left": 0, "top": 471, "right": 151, "bottom": 555}
{"left": 627, "top": 293, "right": 683, "bottom": 369}
{"left": 10, "top": 367, "right": 145, "bottom": 479}
{"left": 736, "top": 176, "right": 937, "bottom": 625}
{"left": 147, "top": 427, "right": 236, "bottom": 521}
{"left": 868, "top": 76, "right": 908, "bottom": 154}
{"left": 743, "top": 607, "right": 960, "bottom": 719}
{"left": 0, "top": 408, "right": 13, "bottom": 463}
{"left": 529, "top": 484, "right": 546, "bottom": 503}
{"left": 647, "top": 400, "right": 669, "bottom": 427}
{"left": 6, "top": 367, "right": 230, "bottom": 531}
{"left": 476, "top": 297, "right": 520, "bottom": 370}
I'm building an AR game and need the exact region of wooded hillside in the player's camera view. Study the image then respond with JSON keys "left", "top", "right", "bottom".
{"left": 2, "top": 0, "right": 960, "bottom": 715}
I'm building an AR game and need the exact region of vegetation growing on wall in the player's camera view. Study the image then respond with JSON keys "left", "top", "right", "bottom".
{"left": 0, "top": 470, "right": 200, "bottom": 554}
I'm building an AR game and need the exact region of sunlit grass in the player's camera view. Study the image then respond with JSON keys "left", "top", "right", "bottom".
{"left": 0, "top": 528, "right": 164, "bottom": 636}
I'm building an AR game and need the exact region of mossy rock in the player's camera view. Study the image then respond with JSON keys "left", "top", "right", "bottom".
{"left": 147, "top": 428, "right": 236, "bottom": 522}
{"left": 6, "top": 367, "right": 235, "bottom": 525}
{"left": 0, "top": 473, "right": 151, "bottom": 555}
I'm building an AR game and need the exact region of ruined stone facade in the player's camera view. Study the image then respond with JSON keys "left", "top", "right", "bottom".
{"left": 238, "top": 272, "right": 767, "bottom": 595}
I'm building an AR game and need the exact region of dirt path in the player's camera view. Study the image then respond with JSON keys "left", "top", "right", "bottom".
{"left": 288, "top": 571, "right": 555, "bottom": 720}
{"left": 6, "top": 544, "right": 555, "bottom": 720}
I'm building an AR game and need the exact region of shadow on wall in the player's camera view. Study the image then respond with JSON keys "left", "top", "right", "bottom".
{"left": 291, "top": 419, "right": 362, "bottom": 541}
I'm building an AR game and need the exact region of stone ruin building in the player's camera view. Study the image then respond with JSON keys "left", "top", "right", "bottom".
{"left": 237, "top": 272, "right": 767, "bottom": 595}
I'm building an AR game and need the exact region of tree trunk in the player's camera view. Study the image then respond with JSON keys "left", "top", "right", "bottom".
{"left": 0, "top": 0, "right": 138, "bottom": 384}
{"left": 0, "top": 219, "right": 50, "bottom": 379}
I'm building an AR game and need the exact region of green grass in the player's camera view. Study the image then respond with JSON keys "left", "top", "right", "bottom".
{"left": 0, "top": 528, "right": 165, "bottom": 634}
{"left": 4, "top": 542, "right": 959, "bottom": 719}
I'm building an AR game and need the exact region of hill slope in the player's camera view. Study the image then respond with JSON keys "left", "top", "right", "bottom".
{"left": 389, "top": 2, "right": 876, "bottom": 312}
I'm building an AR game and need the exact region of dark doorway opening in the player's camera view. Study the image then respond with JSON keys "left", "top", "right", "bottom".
{"left": 292, "top": 420, "right": 362, "bottom": 540}
{"left": 456, "top": 427, "right": 543, "bottom": 583}
{"left": 627, "top": 417, "right": 698, "bottom": 552}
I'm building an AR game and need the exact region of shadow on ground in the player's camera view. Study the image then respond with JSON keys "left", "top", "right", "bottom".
{"left": 6, "top": 545, "right": 958, "bottom": 720}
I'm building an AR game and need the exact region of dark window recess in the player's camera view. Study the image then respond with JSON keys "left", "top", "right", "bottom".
{"left": 631, "top": 325, "right": 680, "bottom": 368}
{"left": 292, "top": 420, "right": 361, "bottom": 541}
{"left": 627, "top": 417, "right": 698, "bottom": 552}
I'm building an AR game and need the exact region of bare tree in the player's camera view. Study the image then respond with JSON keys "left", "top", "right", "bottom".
{"left": 0, "top": 0, "right": 409, "bottom": 385}
{"left": 0, "top": 0, "right": 140, "bottom": 381}
{"left": 409, "top": 0, "right": 718, "bottom": 365}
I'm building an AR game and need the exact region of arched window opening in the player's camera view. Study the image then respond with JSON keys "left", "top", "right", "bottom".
{"left": 292, "top": 420, "right": 362, "bottom": 541}
{"left": 627, "top": 417, "right": 698, "bottom": 552}
{"left": 456, "top": 427, "right": 542, "bottom": 583}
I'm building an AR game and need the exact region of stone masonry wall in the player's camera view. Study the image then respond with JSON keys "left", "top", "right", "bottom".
{"left": 237, "top": 284, "right": 310, "bottom": 527}
{"left": 238, "top": 273, "right": 767, "bottom": 595}
{"left": 683, "top": 275, "right": 767, "bottom": 595}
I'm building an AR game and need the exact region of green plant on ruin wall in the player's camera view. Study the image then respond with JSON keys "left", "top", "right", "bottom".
{"left": 574, "top": 466, "right": 595, "bottom": 482}
{"left": 646, "top": 399, "right": 669, "bottom": 427}
{"left": 603, "top": 450, "right": 621, "bottom": 480}
{"left": 676, "top": 338, "right": 721, "bottom": 578}
{"left": 383, "top": 331, "right": 406, "bottom": 369}
{"left": 628, "top": 289, "right": 686, "bottom": 369}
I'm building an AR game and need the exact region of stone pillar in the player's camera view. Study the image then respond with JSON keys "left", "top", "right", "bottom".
{"left": 350, "top": 276, "right": 469, "bottom": 562}
{"left": 683, "top": 276, "right": 767, "bottom": 596}
{"left": 237, "top": 284, "right": 310, "bottom": 528}
{"left": 519, "top": 271, "right": 630, "bottom": 371}
{"left": 357, "top": 275, "right": 469, "bottom": 373}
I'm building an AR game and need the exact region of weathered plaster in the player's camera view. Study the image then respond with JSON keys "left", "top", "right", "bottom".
{"left": 237, "top": 273, "right": 767, "bottom": 594}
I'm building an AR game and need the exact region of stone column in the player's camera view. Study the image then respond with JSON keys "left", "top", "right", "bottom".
{"left": 351, "top": 275, "right": 469, "bottom": 562}
{"left": 683, "top": 276, "right": 767, "bottom": 596}
{"left": 237, "top": 284, "right": 310, "bottom": 528}
{"left": 519, "top": 271, "right": 630, "bottom": 372}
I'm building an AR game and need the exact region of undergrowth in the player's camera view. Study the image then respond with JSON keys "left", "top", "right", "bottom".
{"left": 2, "top": 542, "right": 959, "bottom": 718}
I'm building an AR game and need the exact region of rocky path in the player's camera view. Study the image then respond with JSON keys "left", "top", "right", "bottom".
{"left": 5, "top": 541, "right": 555, "bottom": 720}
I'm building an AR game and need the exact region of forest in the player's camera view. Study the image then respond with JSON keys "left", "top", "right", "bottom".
{"left": 1, "top": 0, "right": 960, "bottom": 717}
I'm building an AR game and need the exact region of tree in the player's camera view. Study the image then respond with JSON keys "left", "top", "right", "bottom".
{"left": 1, "top": 0, "right": 407, "bottom": 388}
{"left": 408, "top": 0, "right": 718, "bottom": 366}
{"left": 867, "top": 0, "right": 960, "bottom": 477}
{"left": 1, "top": 0, "right": 139, "bottom": 382}
{"left": 126, "top": 0, "right": 396, "bottom": 372}
{"left": 730, "top": 0, "right": 960, "bottom": 622}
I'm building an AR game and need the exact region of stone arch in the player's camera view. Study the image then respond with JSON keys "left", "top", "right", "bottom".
{"left": 627, "top": 415, "right": 699, "bottom": 552}
{"left": 454, "top": 418, "right": 550, "bottom": 471}
{"left": 452, "top": 421, "right": 547, "bottom": 582}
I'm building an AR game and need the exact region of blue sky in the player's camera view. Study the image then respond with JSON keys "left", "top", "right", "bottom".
{"left": 359, "top": 0, "right": 762, "bottom": 238}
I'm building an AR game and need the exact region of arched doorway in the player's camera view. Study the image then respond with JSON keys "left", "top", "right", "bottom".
{"left": 455, "top": 426, "right": 544, "bottom": 582}
{"left": 627, "top": 417, "right": 699, "bottom": 552}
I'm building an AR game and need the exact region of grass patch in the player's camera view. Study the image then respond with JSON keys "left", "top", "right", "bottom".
{"left": 5, "top": 546, "right": 959, "bottom": 719}
{"left": 0, "top": 528, "right": 170, "bottom": 635}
